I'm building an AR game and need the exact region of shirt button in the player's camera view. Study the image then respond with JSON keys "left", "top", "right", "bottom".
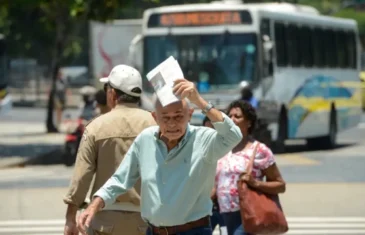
{"left": 163, "top": 182, "right": 166, "bottom": 185}
{"left": 164, "top": 162, "right": 167, "bottom": 165}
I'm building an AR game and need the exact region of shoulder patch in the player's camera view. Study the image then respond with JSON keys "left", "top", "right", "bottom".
{"left": 82, "top": 129, "right": 88, "bottom": 141}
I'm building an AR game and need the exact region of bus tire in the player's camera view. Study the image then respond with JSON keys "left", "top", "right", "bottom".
{"left": 273, "top": 108, "right": 287, "bottom": 153}
{"left": 307, "top": 107, "right": 337, "bottom": 150}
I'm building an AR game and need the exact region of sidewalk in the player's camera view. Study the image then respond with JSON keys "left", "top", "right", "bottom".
{"left": 0, "top": 122, "right": 65, "bottom": 168}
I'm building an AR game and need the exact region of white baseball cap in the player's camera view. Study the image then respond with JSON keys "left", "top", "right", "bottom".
{"left": 99, "top": 65, "right": 142, "bottom": 97}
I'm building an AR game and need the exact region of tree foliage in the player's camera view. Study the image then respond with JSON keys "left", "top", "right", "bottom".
{"left": 0, "top": 0, "right": 135, "bottom": 132}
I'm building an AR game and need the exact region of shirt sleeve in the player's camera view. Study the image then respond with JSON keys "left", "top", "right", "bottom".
{"left": 93, "top": 139, "right": 141, "bottom": 207}
{"left": 63, "top": 128, "right": 97, "bottom": 207}
{"left": 256, "top": 143, "right": 276, "bottom": 170}
{"left": 202, "top": 112, "right": 242, "bottom": 163}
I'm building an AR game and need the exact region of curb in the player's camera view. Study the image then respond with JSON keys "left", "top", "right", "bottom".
{"left": 0, "top": 147, "right": 64, "bottom": 169}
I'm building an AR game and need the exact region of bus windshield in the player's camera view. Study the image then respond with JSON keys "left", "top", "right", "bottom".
{"left": 143, "top": 33, "right": 257, "bottom": 93}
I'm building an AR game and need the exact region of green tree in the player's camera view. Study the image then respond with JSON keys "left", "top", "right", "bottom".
{"left": 0, "top": 0, "right": 136, "bottom": 132}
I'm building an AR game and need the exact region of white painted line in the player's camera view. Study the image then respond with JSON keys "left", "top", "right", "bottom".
{"left": 0, "top": 227, "right": 62, "bottom": 233}
{"left": 289, "top": 223, "right": 365, "bottom": 228}
{"left": 0, "top": 220, "right": 64, "bottom": 226}
{"left": 286, "top": 230, "right": 365, "bottom": 234}
{"left": 287, "top": 217, "right": 365, "bottom": 223}
{"left": 11, "top": 234, "right": 61, "bottom": 235}
{"left": 215, "top": 229, "right": 365, "bottom": 235}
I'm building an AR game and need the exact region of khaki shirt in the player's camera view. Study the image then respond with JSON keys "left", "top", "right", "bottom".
{"left": 63, "top": 103, "right": 156, "bottom": 209}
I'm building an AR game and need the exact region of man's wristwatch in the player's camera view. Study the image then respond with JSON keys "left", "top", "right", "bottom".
{"left": 202, "top": 102, "right": 214, "bottom": 114}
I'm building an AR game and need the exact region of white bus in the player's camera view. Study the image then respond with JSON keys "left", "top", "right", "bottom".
{"left": 130, "top": 1, "right": 363, "bottom": 151}
{"left": 0, "top": 34, "right": 11, "bottom": 116}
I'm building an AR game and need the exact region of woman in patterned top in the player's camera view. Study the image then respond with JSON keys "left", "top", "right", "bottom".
{"left": 215, "top": 100, "right": 286, "bottom": 235}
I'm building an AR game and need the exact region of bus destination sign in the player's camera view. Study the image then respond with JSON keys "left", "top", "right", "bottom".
{"left": 147, "top": 11, "right": 252, "bottom": 28}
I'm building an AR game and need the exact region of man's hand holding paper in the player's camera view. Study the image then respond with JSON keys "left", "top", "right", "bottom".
{"left": 173, "top": 78, "right": 201, "bottom": 105}
{"left": 146, "top": 56, "right": 187, "bottom": 107}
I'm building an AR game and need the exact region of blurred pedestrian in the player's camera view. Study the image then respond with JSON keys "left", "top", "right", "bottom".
{"left": 54, "top": 70, "right": 68, "bottom": 128}
{"left": 215, "top": 100, "right": 286, "bottom": 235}
{"left": 76, "top": 78, "right": 242, "bottom": 235}
{"left": 63, "top": 65, "right": 156, "bottom": 235}
{"left": 94, "top": 89, "right": 110, "bottom": 115}
{"left": 239, "top": 81, "right": 258, "bottom": 109}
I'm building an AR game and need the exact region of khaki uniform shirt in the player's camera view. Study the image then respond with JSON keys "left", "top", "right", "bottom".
{"left": 63, "top": 103, "right": 156, "bottom": 210}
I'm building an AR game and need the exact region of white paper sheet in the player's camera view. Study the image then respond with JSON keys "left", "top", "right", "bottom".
{"left": 146, "top": 56, "right": 184, "bottom": 107}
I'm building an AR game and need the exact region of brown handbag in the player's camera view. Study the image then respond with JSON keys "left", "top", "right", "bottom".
{"left": 237, "top": 143, "right": 289, "bottom": 234}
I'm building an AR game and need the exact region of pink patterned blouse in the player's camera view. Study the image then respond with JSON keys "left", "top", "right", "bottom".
{"left": 215, "top": 141, "right": 275, "bottom": 213}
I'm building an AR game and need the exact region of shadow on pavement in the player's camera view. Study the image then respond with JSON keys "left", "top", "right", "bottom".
{"left": 1, "top": 132, "right": 53, "bottom": 138}
{"left": 281, "top": 142, "right": 357, "bottom": 154}
{"left": 0, "top": 143, "right": 62, "bottom": 158}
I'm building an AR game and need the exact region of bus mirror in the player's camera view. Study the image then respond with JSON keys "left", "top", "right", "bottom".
{"left": 263, "top": 40, "right": 273, "bottom": 63}
{"left": 128, "top": 34, "right": 143, "bottom": 71}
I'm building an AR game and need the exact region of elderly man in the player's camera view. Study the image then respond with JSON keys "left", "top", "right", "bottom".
{"left": 63, "top": 65, "right": 156, "bottom": 235}
{"left": 77, "top": 78, "right": 242, "bottom": 235}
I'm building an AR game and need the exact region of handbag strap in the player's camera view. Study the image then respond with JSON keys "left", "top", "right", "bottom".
{"left": 246, "top": 142, "right": 259, "bottom": 175}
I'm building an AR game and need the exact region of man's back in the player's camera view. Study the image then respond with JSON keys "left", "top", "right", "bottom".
{"left": 89, "top": 104, "right": 155, "bottom": 201}
{"left": 66, "top": 104, "right": 156, "bottom": 208}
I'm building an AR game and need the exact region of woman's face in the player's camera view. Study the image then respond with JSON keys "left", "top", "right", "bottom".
{"left": 228, "top": 107, "right": 251, "bottom": 135}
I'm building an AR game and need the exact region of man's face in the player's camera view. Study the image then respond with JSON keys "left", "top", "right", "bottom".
{"left": 152, "top": 100, "right": 193, "bottom": 141}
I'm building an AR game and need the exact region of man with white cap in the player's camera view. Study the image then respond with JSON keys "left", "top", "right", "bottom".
{"left": 63, "top": 65, "right": 156, "bottom": 235}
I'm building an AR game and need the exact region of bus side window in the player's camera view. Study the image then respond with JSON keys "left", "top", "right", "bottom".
{"left": 312, "top": 27, "right": 325, "bottom": 68}
{"left": 274, "top": 22, "right": 288, "bottom": 67}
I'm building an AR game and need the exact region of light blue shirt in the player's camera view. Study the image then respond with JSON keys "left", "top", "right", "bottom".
{"left": 94, "top": 112, "right": 242, "bottom": 226}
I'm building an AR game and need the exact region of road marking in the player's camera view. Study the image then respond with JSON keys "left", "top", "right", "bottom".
{"left": 287, "top": 217, "right": 365, "bottom": 222}
{"left": 212, "top": 217, "right": 365, "bottom": 235}
{"left": 1, "top": 217, "right": 365, "bottom": 235}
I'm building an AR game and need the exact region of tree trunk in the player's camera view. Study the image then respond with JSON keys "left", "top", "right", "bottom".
{"left": 45, "top": 62, "right": 60, "bottom": 133}
{"left": 46, "top": 23, "right": 66, "bottom": 133}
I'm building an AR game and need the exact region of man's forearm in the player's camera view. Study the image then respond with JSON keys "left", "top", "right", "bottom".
{"left": 66, "top": 204, "right": 78, "bottom": 221}
{"left": 195, "top": 96, "right": 223, "bottom": 123}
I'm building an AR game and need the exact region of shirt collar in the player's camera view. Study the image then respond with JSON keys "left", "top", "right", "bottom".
{"left": 114, "top": 103, "right": 139, "bottom": 110}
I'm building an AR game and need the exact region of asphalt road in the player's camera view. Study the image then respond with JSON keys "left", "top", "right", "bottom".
{"left": 0, "top": 108, "right": 364, "bottom": 234}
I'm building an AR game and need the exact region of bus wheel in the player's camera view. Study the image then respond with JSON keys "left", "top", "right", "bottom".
{"left": 273, "top": 110, "right": 287, "bottom": 153}
{"left": 307, "top": 109, "right": 337, "bottom": 150}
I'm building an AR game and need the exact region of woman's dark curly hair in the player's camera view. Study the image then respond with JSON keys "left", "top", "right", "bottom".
{"left": 226, "top": 100, "right": 257, "bottom": 134}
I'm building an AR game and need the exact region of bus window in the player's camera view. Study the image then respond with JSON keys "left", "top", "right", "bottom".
{"left": 286, "top": 24, "right": 301, "bottom": 67}
{"left": 336, "top": 30, "right": 348, "bottom": 68}
{"left": 346, "top": 31, "right": 357, "bottom": 69}
{"left": 299, "top": 26, "right": 314, "bottom": 68}
{"left": 274, "top": 22, "right": 287, "bottom": 67}
{"left": 325, "top": 29, "right": 337, "bottom": 68}
{"left": 312, "top": 27, "right": 325, "bottom": 68}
